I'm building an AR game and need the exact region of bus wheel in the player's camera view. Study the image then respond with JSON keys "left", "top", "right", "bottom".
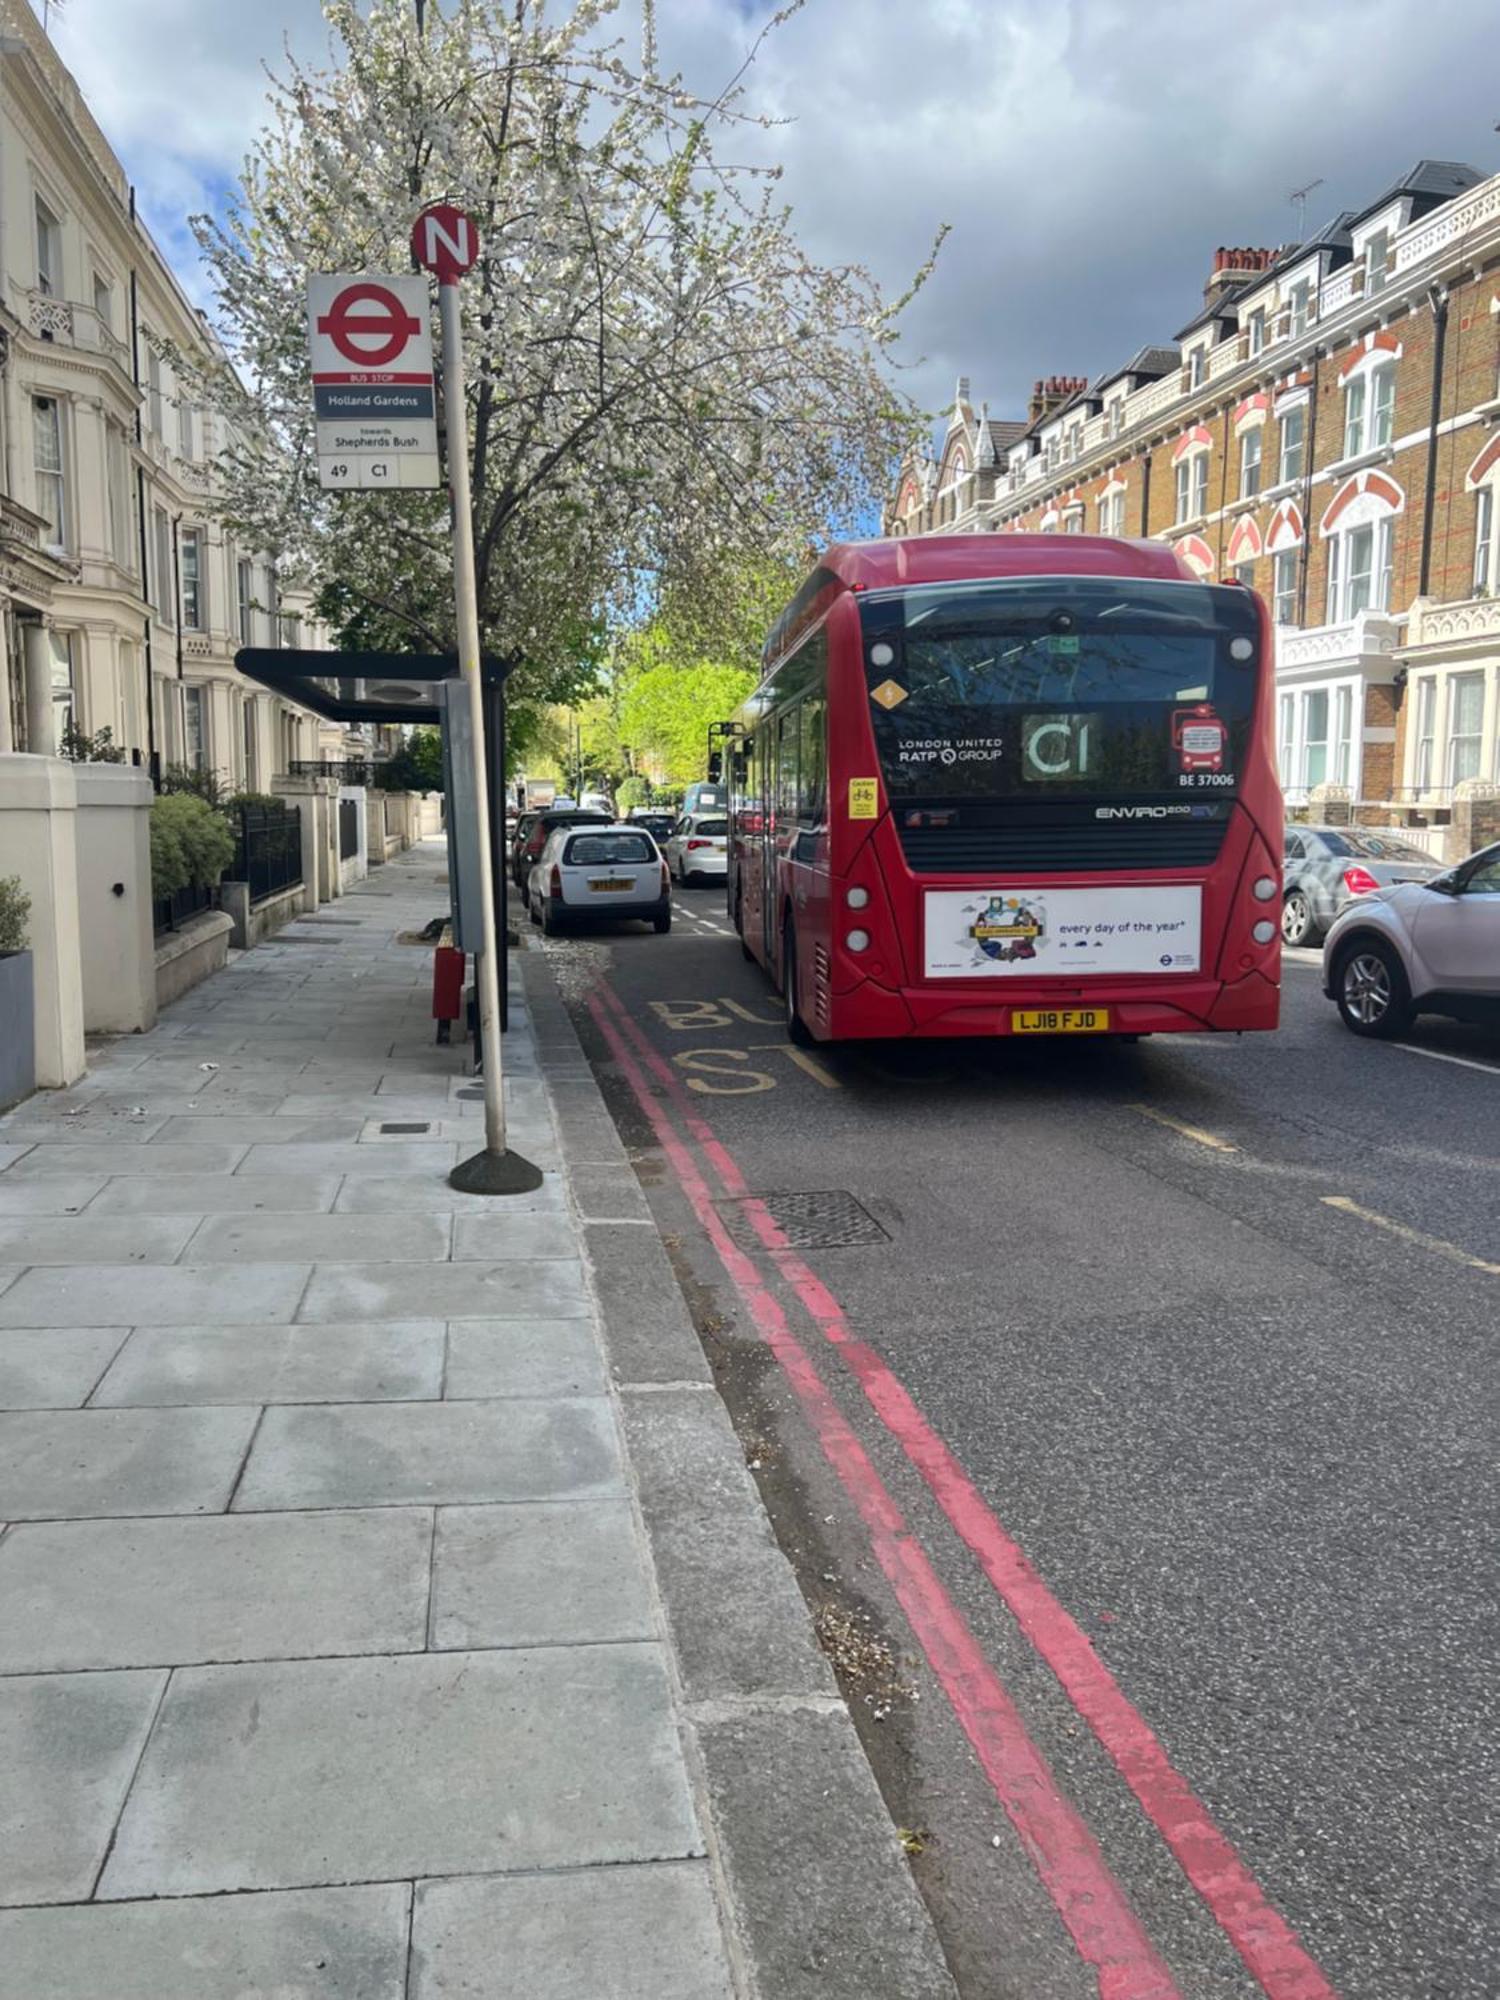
{"left": 782, "top": 921, "right": 814, "bottom": 1047}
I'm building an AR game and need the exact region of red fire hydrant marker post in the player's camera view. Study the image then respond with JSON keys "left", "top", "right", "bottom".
{"left": 412, "top": 202, "right": 542, "bottom": 1194}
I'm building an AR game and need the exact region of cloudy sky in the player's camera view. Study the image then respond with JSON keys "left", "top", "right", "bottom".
{"left": 45, "top": 0, "right": 1500, "bottom": 435}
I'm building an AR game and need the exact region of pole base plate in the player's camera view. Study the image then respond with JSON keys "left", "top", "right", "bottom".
{"left": 449, "top": 1147, "right": 545, "bottom": 1196}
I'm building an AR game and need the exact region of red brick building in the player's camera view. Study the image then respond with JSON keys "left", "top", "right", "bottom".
{"left": 887, "top": 161, "right": 1500, "bottom": 856}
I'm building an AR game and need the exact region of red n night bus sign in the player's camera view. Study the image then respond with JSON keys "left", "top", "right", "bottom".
{"left": 307, "top": 273, "right": 440, "bottom": 491}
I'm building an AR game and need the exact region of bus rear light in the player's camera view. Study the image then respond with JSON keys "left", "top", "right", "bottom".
{"left": 845, "top": 929, "right": 870, "bottom": 953}
{"left": 1251, "top": 875, "right": 1277, "bottom": 901}
{"left": 846, "top": 885, "right": 870, "bottom": 909}
{"left": 1251, "top": 919, "right": 1276, "bottom": 944}
{"left": 1342, "top": 866, "right": 1380, "bottom": 896}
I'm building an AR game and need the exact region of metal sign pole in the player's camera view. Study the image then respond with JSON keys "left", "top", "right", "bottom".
{"left": 421, "top": 210, "right": 540, "bottom": 1195}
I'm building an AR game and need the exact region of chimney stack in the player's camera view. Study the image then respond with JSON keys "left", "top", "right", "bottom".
{"left": 1027, "top": 374, "right": 1089, "bottom": 425}
{"left": 1204, "top": 245, "right": 1278, "bottom": 307}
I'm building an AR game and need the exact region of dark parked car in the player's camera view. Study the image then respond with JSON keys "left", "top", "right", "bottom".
{"left": 1281, "top": 825, "right": 1444, "bottom": 947}
{"left": 510, "top": 806, "right": 611, "bottom": 889}
{"left": 627, "top": 809, "right": 677, "bottom": 843}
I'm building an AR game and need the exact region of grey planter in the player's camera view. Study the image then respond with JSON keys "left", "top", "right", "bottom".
{"left": 0, "top": 950, "right": 36, "bottom": 1112}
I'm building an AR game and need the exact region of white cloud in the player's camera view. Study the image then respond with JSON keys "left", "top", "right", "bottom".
{"left": 42, "top": 0, "right": 1500, "bottom": 423}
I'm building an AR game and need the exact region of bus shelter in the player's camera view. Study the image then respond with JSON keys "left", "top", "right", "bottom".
{"left": 234, "top": 646, "right": 515, "bottom": 1031}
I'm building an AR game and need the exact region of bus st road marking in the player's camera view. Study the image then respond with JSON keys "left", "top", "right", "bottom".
{"left": 650, "top": 996, "right": 783, "bottom": 1030}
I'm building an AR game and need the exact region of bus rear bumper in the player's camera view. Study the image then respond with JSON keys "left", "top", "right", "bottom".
{"left": 827, "top": 968, "right": 1280, "bottom": 1038}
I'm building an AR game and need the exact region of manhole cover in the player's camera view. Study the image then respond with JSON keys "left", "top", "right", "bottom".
{"left": 716, "top": 1190, "right": 889, "bottom": 1251}
{"left": 378, "top": 1121, "right": 432, "bottom": 1135}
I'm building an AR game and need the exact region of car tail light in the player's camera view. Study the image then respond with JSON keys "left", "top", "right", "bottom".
{"left": 660, "top": 862, "right": 670, "bottom": 892}
{"left": 549, "top": 865, "right": 562, "bottom": 897}
{"left": 1342, "top": 866, "right": 1380, "bottom": 896}
{"left": 686, "top": 838, "right": 710, "bottom": 851}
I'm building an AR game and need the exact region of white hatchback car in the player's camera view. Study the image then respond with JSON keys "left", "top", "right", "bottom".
{"left": 528, "top": 823, "right": 671, "bottom": 935}
{"left": 1321, "top": 840, "right": 1500, "bottom": 1036}
{"left": 664, "top": 812, "right": 729, "bottom": 886}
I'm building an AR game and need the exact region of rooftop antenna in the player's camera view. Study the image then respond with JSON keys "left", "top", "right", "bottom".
{"left": 1288, "top": 177, "right": 1325, "bottom": 241}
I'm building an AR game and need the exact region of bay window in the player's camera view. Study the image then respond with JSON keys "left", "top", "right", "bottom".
{"left": 1413, "top": 678, "right": 1436, "bottom": 791}
{"left": 1302, "top": 690, "right": 1330, "bottom": 788}
{"left": 181, "top": 528, "right": 204, "bottom": 631}
{"left": 1333, "top": 686, "right": 1354, "bottom": 786}
{"left": 184, "top": 685, "right": 205, "bottom": 771}
{"left": 33, "top": 397, "right": 66, "bottom": 548}
{"left": 1447, "top": 673, "right": 1484, "bottom": 785}
{"left": 238, "top": 557, "right": 254, "bottom": 645}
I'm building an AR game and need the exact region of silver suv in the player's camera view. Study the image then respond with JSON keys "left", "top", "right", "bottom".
{"left": 1321, "top": 841, "right": 1500, "bottom": 1036}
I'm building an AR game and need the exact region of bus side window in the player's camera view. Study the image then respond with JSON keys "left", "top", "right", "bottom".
{"left": 777, "top": 706, "right": 800, "bottom": 837}
{"left": 799, "top": 696, "right": 826, "bottom": 826}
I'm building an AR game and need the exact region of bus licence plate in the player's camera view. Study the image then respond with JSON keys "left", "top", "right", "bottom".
{"left": 589, "top": 879, "right": 632, "bottom": 892}
{"left": 1013, "top": 1008, "right": 1109, "bottom": 1034}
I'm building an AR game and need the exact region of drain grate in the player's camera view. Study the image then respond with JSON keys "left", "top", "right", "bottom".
{"left": 378, "top": 1121, "right": 432, "bottom": 1135}
{"left": 716, "top": 1189, "right": 889, "bottom": 1251}
{"left": 291, "top": 916, "right": 365, "bottom": 927}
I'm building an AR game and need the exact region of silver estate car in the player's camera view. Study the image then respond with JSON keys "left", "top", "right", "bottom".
{"left": 1282, "top": 825, "right": 1443, "bottom": 946}
{"left": 1321, "top": 841, "right": 1500, "bottom": 1036}
{"left": 527, "top": 823, "right": 671, "bottom": 936}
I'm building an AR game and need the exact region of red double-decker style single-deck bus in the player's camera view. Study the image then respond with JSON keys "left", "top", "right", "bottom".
{"left": 725, "top": 535, "right": 1282, "bottom": 1044}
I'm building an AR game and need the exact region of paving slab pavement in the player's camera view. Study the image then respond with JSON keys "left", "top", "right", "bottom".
{"left": 0, "top": 843, "right": 954, "bottom": 1998}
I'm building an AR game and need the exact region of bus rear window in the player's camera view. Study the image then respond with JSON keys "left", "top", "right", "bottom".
{"left": 565, "top": 833, "right": 654, "bottom": 865}
{"left": 859, "top": 577, "right": 1258, "bottom": 798}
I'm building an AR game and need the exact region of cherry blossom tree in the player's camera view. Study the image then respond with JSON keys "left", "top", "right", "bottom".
{"left": 194, "top": 0, "right": 937, "bottom": 731}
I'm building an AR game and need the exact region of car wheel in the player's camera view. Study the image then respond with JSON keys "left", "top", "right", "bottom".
{"left": 1281, "top": 888, "right": 1321, "bottom": 947}
{"left": 541, "top": 900, "right": 562, "bottom": 938}
{"left": 653, "top": 909, "right": 671, "bottom": 935}
{"left": 1333, "top": 937, "right": 1412, "bottom": 1038}
{"left": 782, "top": 919, "right": 814, "bottom": 1047}
{"left": 528, "top": 894, "right": 541, "bottom": 927}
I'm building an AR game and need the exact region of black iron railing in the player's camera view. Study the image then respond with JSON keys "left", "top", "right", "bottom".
{"left": 232, "top": 802, "right": 303, "bottom": 906}
{"left": 153, "top": 879, "right": 216, "bottom": 936}
{"left": 289, "top": 758, "right": 384, "bottom": 784}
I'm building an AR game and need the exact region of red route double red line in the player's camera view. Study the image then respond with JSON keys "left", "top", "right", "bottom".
{"left": 587, "top": 973, "right": 1339, "bottom": 2000}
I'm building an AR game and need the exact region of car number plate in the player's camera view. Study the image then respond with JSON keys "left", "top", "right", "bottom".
{"left": 1012, "top": 1008, "right": 1109, "bottom": 1034}
{"left": 589, "top": 878, "right": 633, "bottom": 892}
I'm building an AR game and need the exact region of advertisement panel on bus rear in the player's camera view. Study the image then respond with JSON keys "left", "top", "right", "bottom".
{"left": 924, "top": 885, "right": 1201, "bottom": 978}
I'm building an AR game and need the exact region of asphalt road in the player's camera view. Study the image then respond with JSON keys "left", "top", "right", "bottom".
{"left": 542, "top": 887, "right": 1498, "bottom": 2000}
